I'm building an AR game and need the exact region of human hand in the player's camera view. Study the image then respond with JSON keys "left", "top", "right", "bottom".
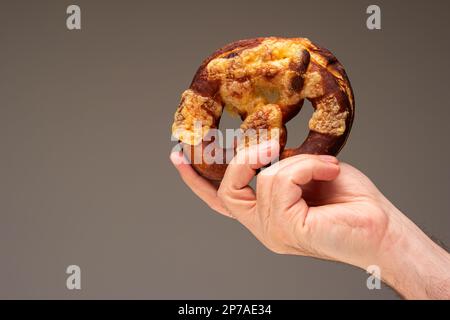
{"left": 170, "top": 140, "right": 450, "bottom": 299}
{"left": 171, "top": 140, "right": 391, "bottom": 266}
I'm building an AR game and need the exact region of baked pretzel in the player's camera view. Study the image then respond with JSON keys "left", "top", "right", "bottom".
{"left": 172, "top": 37, "right": 355, "bottom": 180}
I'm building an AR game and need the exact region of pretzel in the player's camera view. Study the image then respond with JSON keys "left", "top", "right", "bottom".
{"left": 172, "top": 37, "right": 355, "bottom": 180}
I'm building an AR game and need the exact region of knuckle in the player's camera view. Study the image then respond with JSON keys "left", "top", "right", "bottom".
{"left": 302, "top": 158, "right": 317, "bottom": 168}
{"left": 300, "top": 159, "right": 318, "bottom": 175}
{"left": 256, "top": 172, "right": 270, "bottom": 189}
{"left": 274, "top": 169, "right": 291, "bottom": 185}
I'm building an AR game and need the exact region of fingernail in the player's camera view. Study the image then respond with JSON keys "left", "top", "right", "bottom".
{"left": 318, "top": 155, "right": 338, "bottom": 163}
{"left": 170, "top": 152, "right": 187, "bottom": 165}
{"left": 169, "top": 153, "right": 180, "bottom": 165}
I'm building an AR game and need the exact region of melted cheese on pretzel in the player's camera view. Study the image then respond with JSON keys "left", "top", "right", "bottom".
{"left": 172, "top": 89, "right": 221, "bottom": 145}
{"left": 207, "top": 39, "right": 306, "bottom": 115}
{"left": 172, "top": 38, "right": 351, "bottom": 145}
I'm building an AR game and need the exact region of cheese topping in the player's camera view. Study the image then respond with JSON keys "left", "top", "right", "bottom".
{"left": 172, "top": 38, "right": 352, "bottom": 145}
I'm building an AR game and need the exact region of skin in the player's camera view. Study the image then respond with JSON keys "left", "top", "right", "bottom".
{"left": 170, "top": 140, "right": 450, "bottom": 299}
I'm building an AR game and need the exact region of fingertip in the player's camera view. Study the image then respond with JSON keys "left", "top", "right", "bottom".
{"left": 169, "top": 151, "right": 180, "bottom": 165}
{"left": 256, "top": 140, "right": 279, "bottom": 163}
{"left": 253, "top": 138, "right": 281, "bottom": 166}
{"left": 170, "top": 151, "right": 188, "bottom": 166}
{"left": 300, "top": 157, "right": 341, "bottom": 182}
{"left": 321, "top": 160, "right": 341, "bottom": 180}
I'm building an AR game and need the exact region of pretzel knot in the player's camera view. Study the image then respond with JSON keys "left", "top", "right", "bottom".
{"left": 172, "top": 37, "right": 355, "bottom": 180}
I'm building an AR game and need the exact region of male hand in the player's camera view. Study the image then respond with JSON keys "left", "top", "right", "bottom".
{"left": 170, "top": 140, "right": 450, "bottom": 299}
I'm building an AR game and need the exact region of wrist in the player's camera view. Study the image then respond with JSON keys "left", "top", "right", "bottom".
{"left": 374, "top": 204, "right": 450, "bottom": 299}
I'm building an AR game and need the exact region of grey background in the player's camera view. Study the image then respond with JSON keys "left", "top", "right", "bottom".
{"left": 0, "top": 0, "right": 449, "bottom": 299}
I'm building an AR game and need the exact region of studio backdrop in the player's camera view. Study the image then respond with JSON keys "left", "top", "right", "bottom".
{"left": 1, "top": 0, "right": 449, "bottom": 299}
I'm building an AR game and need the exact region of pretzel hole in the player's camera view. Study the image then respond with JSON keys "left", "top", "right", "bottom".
{"left": 216, "top": 109, "right": 242, "bottom": 149}
{"left": 284, "top": 100, "right": 314, "bottom": 148}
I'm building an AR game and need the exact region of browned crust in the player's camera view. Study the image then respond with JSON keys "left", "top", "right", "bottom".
{"left": 189, "top": 38, "right": 265, "bottom": 98}
{"left": 174, "top": 37, "right": 355, "bottom": 180}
